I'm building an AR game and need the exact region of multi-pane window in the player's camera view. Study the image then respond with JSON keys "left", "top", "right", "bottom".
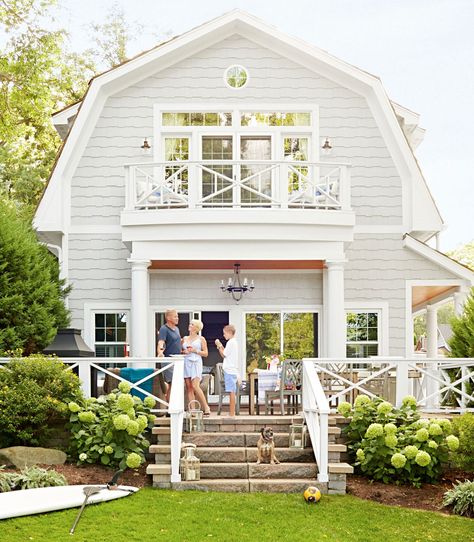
{"left": 225, "top": 65, "right": 248, "bottom": 88}
{"left": 284, "top": 137, "right": 309, "bottom": 192}
{"left": 346, "top": 311, "right": 379, "bottom": 358}
{"left": 94, "top": 313, "right": 128, "bottom": 357}
{"left": 201, "top": 136, "right": 233, "bottom": 205}
{"left": 164, "top": 137, "right": 189, "bottom": 196}
{"left": 162, "top": 112, "right": 232, "bottom": 126}
{"left": 241, "top": 112, "right": 311, "bottom": 127}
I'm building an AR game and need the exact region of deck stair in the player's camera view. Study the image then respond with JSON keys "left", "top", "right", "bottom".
{"left": 146, "top": 414, "right": 353, "bottom": 493}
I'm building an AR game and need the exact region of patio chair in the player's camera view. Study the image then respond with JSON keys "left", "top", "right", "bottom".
{"left": 264, "top": 360, "right": 302, "bottom": 415}
{"left": 215, "top": 363, "right": 248, "bottom": 415}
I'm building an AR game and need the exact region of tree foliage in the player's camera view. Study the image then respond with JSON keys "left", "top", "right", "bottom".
{"left": 448, "top": 288, "right": 474, "bottom": 358}
{"left": 448, "top": 241, "right": 474, "bottom": 271}
{"left": 0, "top": 199, "right": 70, "bottom": 354}
{"left": 0, "top": 0, "right": 94, "bottom": 212}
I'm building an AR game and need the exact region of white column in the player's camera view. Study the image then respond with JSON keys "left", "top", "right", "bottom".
{"left": 425, "top": 305, "right": 439, "bottom": 409}
{"left": 426, "top": 305, "right": 438, "bottom": 358}
{"left": 128, "top": 259, "right": 151, "bottom": 358}
{"left": 325, "top": 261, "right": 346, "bottom": 358}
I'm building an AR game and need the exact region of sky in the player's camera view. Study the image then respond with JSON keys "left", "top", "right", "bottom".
{"left": 44, "top": 1, "right": 474, "bottom": 250}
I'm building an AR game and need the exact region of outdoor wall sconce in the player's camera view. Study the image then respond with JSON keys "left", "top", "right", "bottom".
{"left": 220, "top": 263, "right": 255, "bottom": 303}
{"left": 321, "top": 137, "right": 333, "bottom": 156}
{"left": 140, "top": 137, "right": 151, "bottom": 155}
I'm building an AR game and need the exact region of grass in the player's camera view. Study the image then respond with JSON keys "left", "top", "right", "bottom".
{"left": 1, "top": 488, "right": 473, "bottom": 542}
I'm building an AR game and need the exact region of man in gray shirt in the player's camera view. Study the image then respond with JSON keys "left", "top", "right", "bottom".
{"left": 157, "top": 309, "right": 182, "bottom": 402}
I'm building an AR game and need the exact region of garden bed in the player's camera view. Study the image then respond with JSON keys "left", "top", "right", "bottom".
{"left": 347, "top": 468, "right": 473, "bottom": 514}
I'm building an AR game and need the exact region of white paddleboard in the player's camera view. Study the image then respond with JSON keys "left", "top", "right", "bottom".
{"left": 0, "top": 484, "right": 139, "bottom": 520}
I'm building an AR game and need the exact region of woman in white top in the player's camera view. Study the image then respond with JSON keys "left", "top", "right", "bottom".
{"left": 183, "top": 319, "right": 211, "bottom": 416}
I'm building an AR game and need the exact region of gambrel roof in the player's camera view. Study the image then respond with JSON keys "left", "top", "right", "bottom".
{"left": 35, "top": 9, "right": 443, "bottom": 237}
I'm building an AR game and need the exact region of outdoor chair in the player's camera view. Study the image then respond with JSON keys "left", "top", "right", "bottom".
{"left": 214, "top": 363, "right": 248, "bottom": 415}
{"left": 264, "top": 359, "right": 302, "bottom": 415}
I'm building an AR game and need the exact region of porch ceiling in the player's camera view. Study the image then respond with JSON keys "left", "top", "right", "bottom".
{"left": 149, "top": 260, "right": 324, "bottom": 270}
{"left": 412, "top": 285, "right": 456, "bottom": 309}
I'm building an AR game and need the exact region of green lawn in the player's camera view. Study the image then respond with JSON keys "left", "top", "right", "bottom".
{"left": 1, "top": 488, "right": 472, "bottom": 542}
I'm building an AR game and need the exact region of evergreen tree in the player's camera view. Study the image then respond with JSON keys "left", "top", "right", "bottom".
{"left": 0, "top": 199, "right": 70, "bottom": 354}
{"left": 448, "top": 288, "right": 474, "bottom": 357}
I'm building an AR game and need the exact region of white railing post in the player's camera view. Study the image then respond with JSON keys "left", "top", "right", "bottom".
{"left": 187, "top": 164, "right": 197, "bottom": 209}
{"left": 169, "top": 356, "right": 184, "bottom": 483}
{"left": 77, "top": 360, "right": 92, "bottom": 398}
{"left": 279, "top": 163, "right": 288, "bottom": 209}
{"left": 395, "top": 359, "right": 410, "bottom": 407}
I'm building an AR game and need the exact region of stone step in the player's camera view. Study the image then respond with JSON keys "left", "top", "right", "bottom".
{"left": 180, "top": 446, "right": 315, "bottom": 463}
{"left": 328, "top": 462, "right": 353, "bottom": 474}
{"left": 152, "top": 427, "right": 171, "bottom": 435}
{"left": 146, "top": 464, "right": 171, "bottom": 475}
{"left": 182, "top": 427, "right": 340, "bottom": 447}
{"left": 200, "top": 462, "right": 317, "bottom": 480}
{"left": 172, "top": 478, "right": 326, "bottom": 493}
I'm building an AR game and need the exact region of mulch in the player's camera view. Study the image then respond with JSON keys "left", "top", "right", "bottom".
{"left": 346, "top": 468, "right": 473, "bottom": 515}
{"left": 3, "top": 463, "right": 472, "bottom": 515}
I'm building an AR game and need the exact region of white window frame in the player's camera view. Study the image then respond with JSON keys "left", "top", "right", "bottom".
{"left": 153, "top": 104, "right": 320, "bottom": 163}
{"left": 83, "top": 303, "right": 131, "bottom": 353}
{"left": 344, "top": 302, "right": 389, "bottom": 358}
{"left": 224, "top": 64, "right": 249, "bottom": 89}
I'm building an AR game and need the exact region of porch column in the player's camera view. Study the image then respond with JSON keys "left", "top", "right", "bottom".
{"left": 425, "top": 305, "right": 439, "bottom": 409}
{"left": 128, "top": 259, "right": 151, "bottom": 358}
{"left": 325, "top": 260, "right": 346, "bottom": 358}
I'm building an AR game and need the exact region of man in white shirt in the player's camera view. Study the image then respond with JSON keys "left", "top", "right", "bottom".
{"left": 215, "top": 324, "right": 239, "bottom": 417}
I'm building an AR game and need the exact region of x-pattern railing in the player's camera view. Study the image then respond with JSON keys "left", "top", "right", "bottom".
{"left": 125, "top": 160, "right": 350, "bottom": 210}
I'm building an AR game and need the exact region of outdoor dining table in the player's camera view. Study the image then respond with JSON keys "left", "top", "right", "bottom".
{"left": 248, "top": 369, "right": 279, "bottom": 415}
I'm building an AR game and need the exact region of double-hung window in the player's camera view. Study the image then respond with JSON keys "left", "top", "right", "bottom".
{"left": 346, "top": 311, "right": 379, "bottom": 358}
{"left": 94, "top": 312, "right": 128, "bottom": 357}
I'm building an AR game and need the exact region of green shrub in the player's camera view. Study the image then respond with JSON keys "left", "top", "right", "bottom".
{"left": 68, "top": 381, "right": 156, "bottom": 470}
{"left": 0, "top": 465, "right": 66, "bottom": 491}
{"left": 0, "top": 356, "right": 83, "bottom": 447}
{"left": 0, "top": 466, "right": 16, "bottom": 492}
{"left": 338, "top": 396, "right": 458, "bottom": 487}
{"left": 443, "top": 480, "right": 474, "bottom": 518}
{"left": 452, "top": 413, "right": 474, "bottom": 471}
{"left": 9, "top": 466, "right": 67, "bottom": 490}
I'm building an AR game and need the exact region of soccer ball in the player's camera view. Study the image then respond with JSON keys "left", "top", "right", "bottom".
{"left": 303, "top": 486, "right": 321, "bottom": 503}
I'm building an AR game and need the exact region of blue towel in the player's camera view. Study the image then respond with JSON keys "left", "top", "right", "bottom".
{"left": 120, "top": 367, "right": 154, "bottom": 400}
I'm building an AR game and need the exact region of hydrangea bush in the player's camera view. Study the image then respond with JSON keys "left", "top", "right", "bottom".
{"left": 338, "top": 395, "right": 459, "bottom": 487}
{"left": 68, "top": 381, "right": 156, "bottom": 470}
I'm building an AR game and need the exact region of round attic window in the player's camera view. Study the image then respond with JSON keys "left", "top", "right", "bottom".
{"left": 225, "top": 65, "right": 248, "bottom": 89}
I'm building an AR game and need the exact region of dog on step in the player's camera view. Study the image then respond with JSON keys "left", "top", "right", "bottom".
{"left": 256, "top": 427, "right": 280, "bottom": 465}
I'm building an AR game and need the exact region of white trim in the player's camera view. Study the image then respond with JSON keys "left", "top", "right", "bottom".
{"left": 404, "top": 235, "right": 474, "bottom": 283}
{"left": 83, "top": 303, "right": 131, "bottom": 352}
{"left": 52, "top": 102, "right": 80, "bottom": 126}
{"left": 224, "top": 64, "right": 249, "bottom": 89}
{"left": 344, "top": 302, "right": 389, "bottom": 357}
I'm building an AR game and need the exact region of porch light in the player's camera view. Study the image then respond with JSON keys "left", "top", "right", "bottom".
{"left": 220, "top": 263, "right": 255, "bottom": 303}
{"left": 140, "top": 137, "right": 151, "bottom": 155}
{"left": 321, "top": 137, "right": 332, "bottom": 155}
{"left": 180, "top": 443, "right": 201, "bottom": 481}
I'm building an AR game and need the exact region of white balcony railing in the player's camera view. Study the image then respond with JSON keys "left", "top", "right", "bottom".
{"left": 124, "top": 160, "right": 351, "bottom": 211}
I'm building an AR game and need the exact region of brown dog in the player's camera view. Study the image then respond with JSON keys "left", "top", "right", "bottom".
{"left": 256, "top": 427, "right": 280, "bottom": 465}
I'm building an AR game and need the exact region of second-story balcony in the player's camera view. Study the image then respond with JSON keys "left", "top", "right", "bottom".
{"left": 124, "top": 160, "right": 351, "bottom": 212}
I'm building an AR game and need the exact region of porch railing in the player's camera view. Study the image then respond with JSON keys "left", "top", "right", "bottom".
{"left": 124, "top": 160, "right": 351, "bottom": 211}
{"left": 0, "top": 356, "right": 185, "bottom": 483}
{"left": 303, "top": 357, "right": 474, "bottom": 413}
{"left": 302, "top": 359, "right": 330, "bottom": 483}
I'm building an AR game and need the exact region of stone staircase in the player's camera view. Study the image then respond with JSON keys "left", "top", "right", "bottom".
{"left": 146, "top": 414, "right": 353, "bottom": 494}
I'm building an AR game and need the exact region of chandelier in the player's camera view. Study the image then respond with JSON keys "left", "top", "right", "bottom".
{"left": 220, "top": 264, "right": 255, "bottom": 303}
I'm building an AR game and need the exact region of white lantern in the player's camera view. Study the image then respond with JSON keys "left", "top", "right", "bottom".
{"left": 186, "top": 400, "right": 203, "bottom": 432}
{"left": 289, "top": 418, "right": 306, "bottom": 449}
{"left": 180, "top": 443, "right": 200, "bottom": 481}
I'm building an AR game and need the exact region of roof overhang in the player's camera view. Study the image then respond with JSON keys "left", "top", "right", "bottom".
{"left": 35, "top": 9, "right": 444, "bottom": 235}
{"left": 404, "top": 234, "right": 474, "bottom": 284}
